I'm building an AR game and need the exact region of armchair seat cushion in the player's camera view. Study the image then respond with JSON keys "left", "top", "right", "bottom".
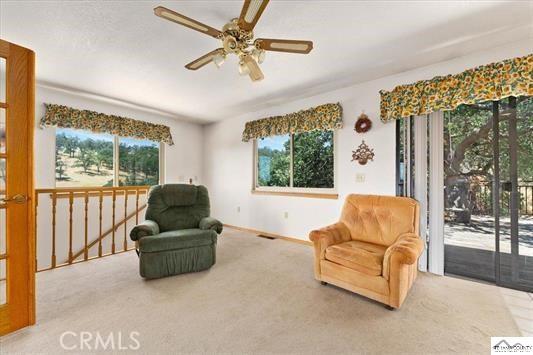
{"left": 325, "top": 240, "right": 387, "bottom": 276}
{"left": 139, "top": 229, "right": 216, "bottom": 253}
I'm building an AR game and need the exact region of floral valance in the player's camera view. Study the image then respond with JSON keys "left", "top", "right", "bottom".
{"left": 41, "top": 103, "right": 174, "bottom": 145}
{"left": 380, "top": 54, "right": 533, "bottom": 122}
{"left": 242, "top": 103, "right": 343, "bottom": 142}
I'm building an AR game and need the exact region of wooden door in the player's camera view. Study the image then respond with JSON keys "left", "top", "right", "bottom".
{"left": 0, "top": 39, "right": 35, "bottom": 335}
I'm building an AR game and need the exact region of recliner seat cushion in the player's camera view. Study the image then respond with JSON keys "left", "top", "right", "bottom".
{"left": 325, "top": 240, "right": 386, "bottom": 276}
{"left": 139, "top": 229, "right": 216, "bottom": 253}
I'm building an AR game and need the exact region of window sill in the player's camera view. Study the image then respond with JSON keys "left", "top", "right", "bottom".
{"left": 251, "top": 189, "right": 338, "bottom": 200}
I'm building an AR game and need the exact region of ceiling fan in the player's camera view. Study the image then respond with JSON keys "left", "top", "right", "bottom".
{"left": 154, "top": 0, "right": 313, "bottom": 82}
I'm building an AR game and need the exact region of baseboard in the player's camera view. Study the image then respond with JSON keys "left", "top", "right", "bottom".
{"left": 223, "top": 224, "right": 312, "bottom": 246}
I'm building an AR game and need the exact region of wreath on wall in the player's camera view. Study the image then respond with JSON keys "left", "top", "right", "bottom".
{"left": 354, "top": 113, "right": 372, "bottom": 133}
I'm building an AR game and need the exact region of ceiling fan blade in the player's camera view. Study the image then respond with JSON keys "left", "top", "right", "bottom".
{"left": 238, "top": 0, "right": 270, "bottom": 32}
{"left": 255, "top": 38, "right": 313, "bottom": 54}
{"left": 242, "top": 55, "right": 264, "bottom": 82}
{"left": 185, "top": 49, "right": 224, "bottom": 70}
{"left": 154, "top": 6, "right": 222, "bottom": 39}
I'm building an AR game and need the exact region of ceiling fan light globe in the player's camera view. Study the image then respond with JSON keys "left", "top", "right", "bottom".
{"left": 213, "top": 54, "right": 225, "bottom": 68}
{"left": 238, "top": 61, "right": 250, "bottom": 76}
{"left": 257, "top": 49, "right": 266, "bottom": 64}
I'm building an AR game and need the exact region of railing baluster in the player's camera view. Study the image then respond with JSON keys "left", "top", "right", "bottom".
{"left": 123, "top": 189, "right": 128, "bottom": 251}
{"left": 84, "top": 190, "right": 89, "bottom": 260}
{"left": 112, "top": 190, "right": 116, "bottom": 254}
{"left": 135, "top": 188, "right": 140, "bottom": 225}
{"left": 68, "top": 191, "right": 74, "bottom": 264}
{"left": 98, "top": 191, "right": 103, "bottom": 257}
{"left": 35, "top": 186, "right": 150, "bottom": 272}
{"left": 51, "top": 191, "right": 57, "bottom": 268}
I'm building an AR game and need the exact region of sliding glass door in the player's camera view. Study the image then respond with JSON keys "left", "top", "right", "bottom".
{"left": 443, "top": 102, "right": 497, "bottom": 282}
{"left": 496, "top": 96, "right": 533, "bottom": 290}
{"left": 398, "top": 96, "right": 532, "bottom": 291}
{"left": 442, "top": 97, "right": 532, "bottom": 291}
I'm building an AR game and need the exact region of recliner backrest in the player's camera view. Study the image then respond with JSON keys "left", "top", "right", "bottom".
{"left": 145, "top": 184, "right": 210, "bottom": 232}
{"left": 340, "top": 194, "right": 419, "bottom": 247}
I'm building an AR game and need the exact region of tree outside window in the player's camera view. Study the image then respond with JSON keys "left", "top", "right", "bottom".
{"left": 256, "top": 131, "right": 334, "bottom": 189}
{"left": 55, "top": 128, "right": 160, "bottom": 187}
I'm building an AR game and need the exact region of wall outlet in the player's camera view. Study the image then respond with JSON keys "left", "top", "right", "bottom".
{"left": 284, "top": 211, "right": 289, "bottom": 219}
{"left": 356, "top": 173, "right": 365, "bottom": 183}
{"left": 237, "top": 206, "right": 241, "bottom": 213}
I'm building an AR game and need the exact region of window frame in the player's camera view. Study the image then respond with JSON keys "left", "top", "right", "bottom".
{"left": 54, "top": 128, "right": 165, "bottom": 188}
{"left": 252, "top": 131, "right": 337, "bottom": 195}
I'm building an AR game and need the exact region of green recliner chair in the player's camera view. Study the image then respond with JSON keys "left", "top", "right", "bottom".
{"left": 130, "top": 184, "right": 223, "bottom": 279}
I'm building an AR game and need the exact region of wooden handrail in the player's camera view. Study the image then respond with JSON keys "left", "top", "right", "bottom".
{"left": 68, "top": 203, "right": 146, "bottom": 262}
{"left": 35, "top": 186, "right": 150, "bottom": 193}
{"left": 47, "top": 190, "right": 148, "bottom": 199}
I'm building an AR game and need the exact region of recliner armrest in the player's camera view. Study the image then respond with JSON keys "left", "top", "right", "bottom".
{"left": 199, "top": 217, "right": 223, "bottom": 234}
{"left": 130, "top": 220, "right": 160, "bottom": 241}
{"left": 309, "top": 222, "right": 351, "bottom": 259}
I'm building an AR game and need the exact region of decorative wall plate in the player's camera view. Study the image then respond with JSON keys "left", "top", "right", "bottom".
{"left": 351, "top": 140, "right": 375, "bottom": 165}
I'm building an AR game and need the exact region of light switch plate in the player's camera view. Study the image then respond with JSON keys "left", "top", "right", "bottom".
{"left": 356, "top": 173, "right": 365, "bottom": 183}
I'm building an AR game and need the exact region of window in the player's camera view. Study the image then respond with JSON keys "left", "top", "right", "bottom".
{"left": 255, "top": 131, "right": 335, "bottom": 191}
{"left": 55, "top": 128, "right": 161, "bottom": 187}
{"left": 119, "top": 137, "right": 160, "bottom": 186}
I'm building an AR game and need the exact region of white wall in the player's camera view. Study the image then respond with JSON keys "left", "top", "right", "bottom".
{"left": 202, "top": 40, "right": 531, "bottom": 241}
{"left": 34, "top": 86, "right": 204, "bottom": 269}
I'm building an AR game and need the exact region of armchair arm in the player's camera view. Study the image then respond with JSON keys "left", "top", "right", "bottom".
{"left": 309, "top": 222, "right": 351, "bottom": 256}
{"left": 383, "top": 233, "right": 424, "bottom": 279}
{"left": 199, "top": 217, "right": 223, "bottom": 234}
{"left": 384, "top": 233, "right": 425, "bottom": 308}
{"left": 130, "top": 220, "right": 160, "bottom": 241}
{"left": 309, "top": 222, "right": 351, "bottom": 279}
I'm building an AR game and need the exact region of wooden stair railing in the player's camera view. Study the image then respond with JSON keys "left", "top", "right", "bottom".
{"left": 35, "top": 186, "right": 150, "bottom": 272}
{"left": 68, "top": 204, "right": 147, "bottom": 263}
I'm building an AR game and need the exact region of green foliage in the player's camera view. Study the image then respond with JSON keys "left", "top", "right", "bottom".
{"left": 293, "top": 131, "right": 334, "bottom": 188}
{"left": 119, "top": 143, "right": 159, "bottom": 186}
{"left": 257, "top": 131, "right": 334, "bottom": 188}
{"left": 257, "top": 142, "right": 290, "bottom": 187}
{"left": 443, "top": 96, "right": 532, "bottom": 216}
{"left": 445, "top": 97, "right": 533, "bottom": 181}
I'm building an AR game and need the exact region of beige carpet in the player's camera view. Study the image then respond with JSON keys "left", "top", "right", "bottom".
{"left": 0, "top": 228, "right": 522, "bottom": 354}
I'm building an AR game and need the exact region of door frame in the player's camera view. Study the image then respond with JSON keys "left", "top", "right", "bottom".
{"left": 0, "top": 39, "right": 36, "bottom": 335}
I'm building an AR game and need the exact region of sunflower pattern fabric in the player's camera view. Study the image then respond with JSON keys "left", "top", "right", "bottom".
{"left": 41, "top": 103, "right": 174, "bottom": 145}
{"left": 380, "top": 54, "right": 533, "bottom": 122}
{"left": 242, "top": 103, "right": 343, "bottom": 141}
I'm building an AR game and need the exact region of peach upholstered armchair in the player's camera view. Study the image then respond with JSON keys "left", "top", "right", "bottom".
{"left": 310, "top": 194, "right": 424, "bottom": 309}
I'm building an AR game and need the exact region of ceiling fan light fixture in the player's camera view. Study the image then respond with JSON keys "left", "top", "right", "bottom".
{"left": 238, "top": 61, "right": 250, "bottom": 76}
{"left": 251, "top": 49, "right": 266, "bottom": 64}
{"left": 213, "top": 53, "right": 226, "bottom": 68}
{"left": 223, "top": 36, "right": 239, "bottom": 53}
{"left": 155, "top": 2, "right": 313, "bottom": 81}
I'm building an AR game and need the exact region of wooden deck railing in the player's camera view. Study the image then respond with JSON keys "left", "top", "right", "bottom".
{"left": 35, "top": 186, "right": 150, "bottom": 272}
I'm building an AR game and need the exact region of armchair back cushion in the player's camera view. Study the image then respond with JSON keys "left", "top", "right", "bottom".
{"left": 145, "top": 184, "right": 210, "bottom": 232}
{"left": 340, "top": 194, "right": 419, "bottom": 247}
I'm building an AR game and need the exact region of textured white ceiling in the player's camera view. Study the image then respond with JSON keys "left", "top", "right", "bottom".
{"left": 0, "top": 1, "right": 531, "bottom": 122}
